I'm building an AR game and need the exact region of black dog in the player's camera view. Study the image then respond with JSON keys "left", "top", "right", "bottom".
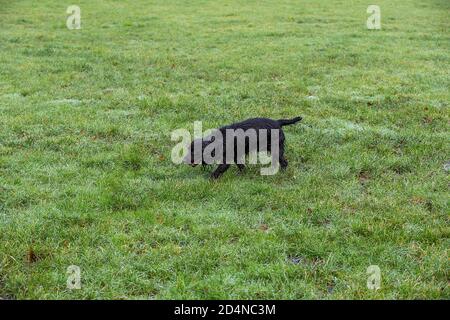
{"left": 184, "top": 117, "right": 302, "bottom": 179}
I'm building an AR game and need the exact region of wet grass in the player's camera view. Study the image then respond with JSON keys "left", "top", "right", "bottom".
{"left": 0, "top": 0, "right": 448, "bottom": 299}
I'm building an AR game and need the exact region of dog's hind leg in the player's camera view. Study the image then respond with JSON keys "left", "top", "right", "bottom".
{"left": 211, "top": 164, "right": 230, "bottom": 179}
{"left": 278, "top": 137, "right": 288, "bottom": 170}
{"left": 279, "top": 154, "right": 288, "bottom": 170}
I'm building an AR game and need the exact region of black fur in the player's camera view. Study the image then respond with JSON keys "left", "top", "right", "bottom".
{"left": 185, "top": 117, "right": 302, "bottom": 179}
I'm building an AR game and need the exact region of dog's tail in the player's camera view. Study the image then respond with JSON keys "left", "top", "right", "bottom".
{"left": 277, "top": 116, "right": 302, "bottom": 127}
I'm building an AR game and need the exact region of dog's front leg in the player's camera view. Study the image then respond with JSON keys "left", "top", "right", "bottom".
{"left": 211, "top": 164, "right": 230, "bottom": 179}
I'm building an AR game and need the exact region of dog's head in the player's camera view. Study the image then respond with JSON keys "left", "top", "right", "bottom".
{"left": 183, "top": 138, "right": 210, "bottom": 167}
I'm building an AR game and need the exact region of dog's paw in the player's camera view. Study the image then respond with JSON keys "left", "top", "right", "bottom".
{"left": 210, "top": 172, "right": 220, "bottom": 180}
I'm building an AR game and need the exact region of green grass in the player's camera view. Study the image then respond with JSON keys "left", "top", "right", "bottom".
{"left": 0, "top": 0, "right": 449, "bottom": 299}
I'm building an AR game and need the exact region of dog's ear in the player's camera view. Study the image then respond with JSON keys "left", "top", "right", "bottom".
{"left": 202, "top": 139, "right": 211, "bottom": 148}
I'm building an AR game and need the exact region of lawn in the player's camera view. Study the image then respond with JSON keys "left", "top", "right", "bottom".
{"left": 0, "top": 0, "right": 448, "bottom": 299}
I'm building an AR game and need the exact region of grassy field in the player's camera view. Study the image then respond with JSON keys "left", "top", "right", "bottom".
{"left": 0, "top": 0, "right": 449, "bottom": 299}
